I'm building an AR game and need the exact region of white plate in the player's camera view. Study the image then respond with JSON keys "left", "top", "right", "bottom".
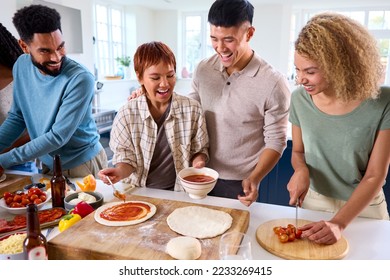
{"left": 0, "top": 191, "right": 51, "bottom": 215}
{"left": 0, "top": 174, "right": 6, "bottom": 183}
{"left": 94, "top": 201, "right": 156, "bottom": 226}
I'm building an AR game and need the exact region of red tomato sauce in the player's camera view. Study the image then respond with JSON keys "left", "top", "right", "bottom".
{"left": 183, "top": 174, "right": 214, "bottom": 183}
{"left": 100, "top": 202, "right": 150, "bottom": 221}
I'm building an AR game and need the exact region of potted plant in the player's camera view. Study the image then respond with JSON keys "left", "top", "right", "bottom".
{"left": 115, "top": 56, "right": 132, "bottom": 79}
{"left": 115, "top": 56, "right": 131, "bottom": 67}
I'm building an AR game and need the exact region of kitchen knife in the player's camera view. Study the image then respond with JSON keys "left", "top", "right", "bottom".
{"left": 295, "top": 200, "right": 299, "bottom": 228}
{"left": 65, "top": 176, "right": 76, "bottom": 191}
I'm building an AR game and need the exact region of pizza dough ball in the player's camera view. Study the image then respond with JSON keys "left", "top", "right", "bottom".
{"left": 166, "top": 236, "right": 202, "bottom": 260}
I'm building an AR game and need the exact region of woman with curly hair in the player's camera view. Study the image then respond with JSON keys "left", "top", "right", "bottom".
{"left": 287, "top": 12, "right": 390, "bottom": 245}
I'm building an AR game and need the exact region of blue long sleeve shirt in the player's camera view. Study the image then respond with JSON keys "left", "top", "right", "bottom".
{"left": 0, "top": 54, "right": 102, "bottom": 170}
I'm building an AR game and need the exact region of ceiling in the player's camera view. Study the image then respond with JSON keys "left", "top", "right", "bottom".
{"left": 109, "top": 0, "right": 316, "bottom": 11}
{"left": 110, "top": 0, "right": 214, "bottom": 10}
{"left": 109, "top": 0, "right": 385, "bottom": 11}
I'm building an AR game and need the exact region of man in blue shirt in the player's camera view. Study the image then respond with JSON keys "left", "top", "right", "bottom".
{"left": 0, "top": 4, "right": 107, "bottom": 177}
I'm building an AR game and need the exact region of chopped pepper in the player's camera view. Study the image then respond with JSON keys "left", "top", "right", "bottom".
{"left": 70, "top": 201, "right": 94, "bottom": 218}
{"left": 76, "top": 174, "right": 96, "bottom": 192}
{"left": 58, "top": 213, "right": 82, "bottom": 232}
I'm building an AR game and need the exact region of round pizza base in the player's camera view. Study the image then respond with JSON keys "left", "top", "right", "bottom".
{"left": 167, "top": 206, "right": 232, "bottom": 239}
{"left": 94, "top": 201, "right": 156, "bottom": 226}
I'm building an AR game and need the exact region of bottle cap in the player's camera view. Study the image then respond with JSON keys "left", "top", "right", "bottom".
{"left": 26, "top": 203, "right": 38, "bottom": 212}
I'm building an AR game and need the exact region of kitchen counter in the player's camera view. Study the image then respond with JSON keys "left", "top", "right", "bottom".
{"left": 128, "top": 186, "right": 390, "bottom": 260}
{"left": 1, "top": 171, "right": 390, "bottom": 260}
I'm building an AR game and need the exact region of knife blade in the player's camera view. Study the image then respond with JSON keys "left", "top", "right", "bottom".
{"left": 295, "top": 200, "right": 299, "bottom": 229}
{"left": 65, "top": 176, "right": 76, "bottom": 191}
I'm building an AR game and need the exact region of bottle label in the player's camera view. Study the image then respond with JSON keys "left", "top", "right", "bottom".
{"left": 28, "top": 246, "right": 48, "bottom": 260}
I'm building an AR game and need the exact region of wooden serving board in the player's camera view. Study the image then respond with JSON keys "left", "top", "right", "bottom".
{"left": 256, "top": 219, "right": 349, "bottom": 260}
{"left": 0, "top": 174, "right": 32, "bottom": 198}
{"left": 48, "top": 194, "right": 250, "bottom": 260}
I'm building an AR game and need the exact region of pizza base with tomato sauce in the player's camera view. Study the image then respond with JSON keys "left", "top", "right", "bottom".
{"left": 94, "top": 201, "right": 157, "bottom": 226}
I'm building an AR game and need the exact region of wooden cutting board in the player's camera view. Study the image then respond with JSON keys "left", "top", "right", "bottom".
{"left": 0, "top": 173, "right": 32, "bottom": 198}
{"left": 48, "top": 194, "right": 250, "bottom": 260}
{"left": 256, "top": 219, "right": 349, "bottom": 260}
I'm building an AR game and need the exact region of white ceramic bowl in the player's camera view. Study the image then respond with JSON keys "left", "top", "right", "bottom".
{"left": 0, "top": 232, "right": 26, "bottom": 260}
{"left": 0, "top": 191, "right": 51, "bottom": 215}
{"left": 178, "top": 167, "right": 219, "bottom": 199}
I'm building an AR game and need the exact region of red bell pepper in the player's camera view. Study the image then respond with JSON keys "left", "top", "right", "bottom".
{"left": 71, "top": 201, "right": 94, "bottom": 218}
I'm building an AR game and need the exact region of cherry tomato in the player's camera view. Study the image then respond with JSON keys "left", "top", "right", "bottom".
{"left": 3, "top": 192, "right": 13, "bottom": 199}
{"left": 39, "top": 195, "right": 47, "bottom": 202}
{"left": 279, "top": 233, "right": 289, "bottom": 243}
{"left": 29, "top": 194, "right": 38, "bottom": 201}
{"left": 288, "top": 232, "right": 296, "bottom": 242}
{"left": 10, "top": 202, "right": 22, "bottom": 208}
{"left": 34, "top": 198, "right": 43, "bottom": 205}
{"left": 274, "top": 224, "right": 301, "bottom": 243}
{"left": 273, "top": 226, "right": 282, "bottom": 234}
{"left": 13, "top": 194, "right": 22, "bottom": 202}
{"left": 29, "top": 187, "right": 43, "bottom": 196}
{"left": 21, "top": 198, "right": 30, "bottom": 206}
{"left": 5, "top": 197, "right": 14, "bottom": 205}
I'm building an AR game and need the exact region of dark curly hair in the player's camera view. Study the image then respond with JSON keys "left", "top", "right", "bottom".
{"left": 0, "top": 23, "right": 23, "bottom": 69}
{"left": 208, "top": 0, "right": 254, "bottom": 27}
{"left": 12, "top": 4, "right": 61, "bottom": 44}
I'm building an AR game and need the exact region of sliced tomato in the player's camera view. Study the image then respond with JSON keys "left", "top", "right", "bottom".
{"left": 288, "top": 232, "right": 296, "bottom": 242}
{"left": 279, "top": 233, "right": 289, "bottom": 243}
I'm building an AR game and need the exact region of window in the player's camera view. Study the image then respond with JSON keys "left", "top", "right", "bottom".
{"left": 94, "top": 3, "right": 125, "bottom": 78}
{"left": 181, "top": 12, "right": 214, "bottom": 78}
{"left": 289, "top": 8, "right": 390, "bottom": 85}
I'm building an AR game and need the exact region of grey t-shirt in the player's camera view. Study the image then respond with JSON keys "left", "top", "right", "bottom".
{"left": 146, "top": 103, "right": 176, "bottom": 190}
{"left": 289, "top": 86, "right": 390, "bottom": 200}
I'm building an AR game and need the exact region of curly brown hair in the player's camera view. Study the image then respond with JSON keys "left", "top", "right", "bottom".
{"left": 295, "top": 12, "right": 383, "bottom": 102}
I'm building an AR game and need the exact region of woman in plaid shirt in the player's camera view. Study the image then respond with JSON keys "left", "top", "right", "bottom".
{"left": 98, "top": 42, "right": 209, "bottom": 191}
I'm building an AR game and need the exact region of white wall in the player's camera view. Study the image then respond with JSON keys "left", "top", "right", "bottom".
{"left": 252, "top": 4, "right": 292, "bottom": 75}
{"left": 1, "top": 0, "right": 95, "bottom": 72}
{"left": 153, "top": 11, "right": 179, "bottom": 56}
{"left": 0, "top": 1, "right": 18, "bottom": 35}
{"left": 2, "top": 0, "right": 390, "bottom": 106}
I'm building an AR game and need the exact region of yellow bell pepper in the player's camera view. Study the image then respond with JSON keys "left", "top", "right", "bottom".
{"left": 58, "top": 213, "right": 82, "bottom": 232}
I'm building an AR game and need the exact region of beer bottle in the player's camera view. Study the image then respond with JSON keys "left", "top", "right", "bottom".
{"left": 50, "top": 154, "right": 66, "bottom": 208}
{"left": 23, "top": 203, "right": 48, "bottom": 260}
